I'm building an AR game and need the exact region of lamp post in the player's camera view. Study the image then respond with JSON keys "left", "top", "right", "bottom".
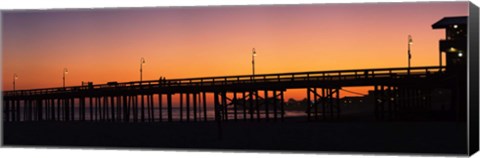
{"left": 408, "top": 35, "right": 413, "bottom": 75}
{"left": 13, "top": 74, "right": 18, "bottom": 91}
{"left": 140, "top": 57, "right": 146, "bottom": 83}
{"left": 252, "top": 48, "right": 257, "bottom": 76}
{"left": 63, "top": 68, "right": 68, "bottom": 89}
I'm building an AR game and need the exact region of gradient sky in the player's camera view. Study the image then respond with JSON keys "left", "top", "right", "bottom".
{"left": 2, "top": 2, "right": 469, "bottom": 99}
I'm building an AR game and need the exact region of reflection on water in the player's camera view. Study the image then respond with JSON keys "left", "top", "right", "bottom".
{"left": 13, "top": 105, "right": 308, "bottom": 122}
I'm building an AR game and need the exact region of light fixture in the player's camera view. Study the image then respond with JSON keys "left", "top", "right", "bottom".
{"left": 252, "top": 48, "right": 257, "bottom": 76}
{"left": 407, "top": 35, "right": 413, "bottom": 75}
{"left": 13, "top": 73, "right": 18, "bottom": 91}
{"left": 453, "top": 25, "right": 458, "bottom": 29}
{"left": 63, "top": 68, "right": 68, "bottom": 88}
{"left": 408, "top": 35, "right": 413, "bottom": 45}
{"left": 140, "top": 57, "right": 146, "bottom": 82}
{"left": 449, "top": 47, "right": 457, "bottom": 52}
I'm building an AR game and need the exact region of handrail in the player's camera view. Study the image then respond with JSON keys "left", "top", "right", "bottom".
{"left": 3, "top": 66, "right": 445, "bottom": 96}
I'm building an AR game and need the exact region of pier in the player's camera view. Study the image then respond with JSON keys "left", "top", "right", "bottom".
{"left": 4, "top": 66, "right": 466, "bottom": 123}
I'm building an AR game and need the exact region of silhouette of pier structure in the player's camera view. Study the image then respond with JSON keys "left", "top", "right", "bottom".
{"left": 4, "top": 66, "right": 465, "bottom": 123}
{"left": 2, "top": 16, "right": 468, "bottom": 123}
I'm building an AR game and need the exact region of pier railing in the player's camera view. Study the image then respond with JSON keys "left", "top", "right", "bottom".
{"left": 3, "top": 66, "right": 445, "bottom": 97}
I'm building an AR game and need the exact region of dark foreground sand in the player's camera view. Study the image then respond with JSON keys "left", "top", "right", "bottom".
{"left": 3, "top": 118, "right": 467, "bottom": 155}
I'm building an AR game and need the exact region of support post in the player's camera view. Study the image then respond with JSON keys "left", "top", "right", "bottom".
{"left": 167, "top": 94, "right": 173, "bottom": 122}
{"left": 89, "top": 97, "right": 93, "bottom": 121}
{"left": 280, "top": 91, "right": 285, "bottom": 122}
{"left": 146, "top": 95, "right": 151, "bottom": 122}
{"left": 249, "top": 91, "right": 254, "bottom": 121}
{"left": 123, "top": 95, "right": 128, "bottom": 122}
{"left": 314, "top": 88, "right": 318, "bottom": 120}
{"left": 111, "top": 96, "right": 115, "bottom": 121}
{"left": 158, "top": 93, "right": 163, "bottom": 122}
{"left": 329, "top": 88, "right": 334, "bottom": 118}
{"left": 5, "top": 99, "right": 10, "bottom": 122}
{"left": 273, "top": 90, "right": 278, "bottom": 121}
{"left": 141, "top": 94, "right": 145, "bottom": 122}
{"left": 65, "top": 98, "right": 70, "bottom": 121}
{"left": 150, "top": 94, "right": 154, "bottom": 122}
{"left": 322, "top": 88, "right": 326, "bottom": 120}
{"left": 180, "top": 93, "right": 183, "bottom": 121}
{"left": 255, "top": 91, "right": 260, "bottom": 122}
{"left": 222, "top": 91, "right": 228, "bottom": 121}
{"left": 187, "top": 93, "right": 191, "bottom": 122}
{"left": 233, "top": 92, "right": 238, "bottom": 121}
{"left": 242, "top": 91, "right": 247, "bottom": 121}
{"left": 264, "top": 90, "right": 269, "bottom": 121}
{"left": 41, "top": 99, "right": 45, "bottom": 121}
{"left": 133, "top": 95, "right": 138, "bottom": 122}
{"left": 214, "top": 92, "right": 222, "bottom": 139}
{"left": 203, "top": 92, "right": 207, "bottom": 122}
{"left": 193, "top": 93, "right": 197, "bottom": 122}
{"left": 307, "top": 88, "right": 311, "bottom": 121}
{"left": 374, "top": 85, "right": 379, "bottom": 120}
{"left": 336, "top": 88, "right": 340, "bottom": 119}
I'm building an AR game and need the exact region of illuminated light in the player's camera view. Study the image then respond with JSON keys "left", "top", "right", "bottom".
{"left": 458, "top": 52, "right": 463, "bottom": 57}
{"left": 408, "top": 35, "right": 413, "bottom": 45}
{"left": 453, "top": 25, "right": 458, "bottom": 28}
{"left": 390, "top": 97, "right": 394, "bottom": 101}
{"left": 63, "top": 68, "right": 68, "bottom": 88}
{"left": 449, "top": 47, "right": 457, "bottom": 52}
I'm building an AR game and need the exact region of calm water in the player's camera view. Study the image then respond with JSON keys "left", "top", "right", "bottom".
{"left": 11, "top": 104, "right": 307, "bottom": 122}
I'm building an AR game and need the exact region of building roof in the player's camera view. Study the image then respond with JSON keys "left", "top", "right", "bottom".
{"left": 432, "top": 16, "right": 467, "bottom": 29}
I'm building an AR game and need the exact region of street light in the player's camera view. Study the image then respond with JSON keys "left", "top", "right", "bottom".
{"left": 13, "top": 73, "right": 18, "bottom": 91}
{"left": 408, "top": 35, "right": 413, "bottom": 75}
{"left": 252, "top": 48, "right": 257, "bottom": 76}
{"left": 140, "top": 57, "right": 146, "bottom": 82}
{"left": 63, "top": 68, "right": 68, "bottom": 88}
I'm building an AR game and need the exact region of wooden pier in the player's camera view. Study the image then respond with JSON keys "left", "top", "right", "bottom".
{"left": 3, "top": 66, "right": 465, "bottom": 123}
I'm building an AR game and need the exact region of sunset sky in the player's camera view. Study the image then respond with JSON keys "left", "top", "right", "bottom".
{"left": 2, "top": 2, "right": 469, "bottom": 99}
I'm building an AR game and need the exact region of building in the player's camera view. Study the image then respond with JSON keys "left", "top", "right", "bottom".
{"left": 432, "top": 16, "right": 467, "bottom": 74}
{"left": 432, "top": 16, "right": 468, "bottom": 120}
